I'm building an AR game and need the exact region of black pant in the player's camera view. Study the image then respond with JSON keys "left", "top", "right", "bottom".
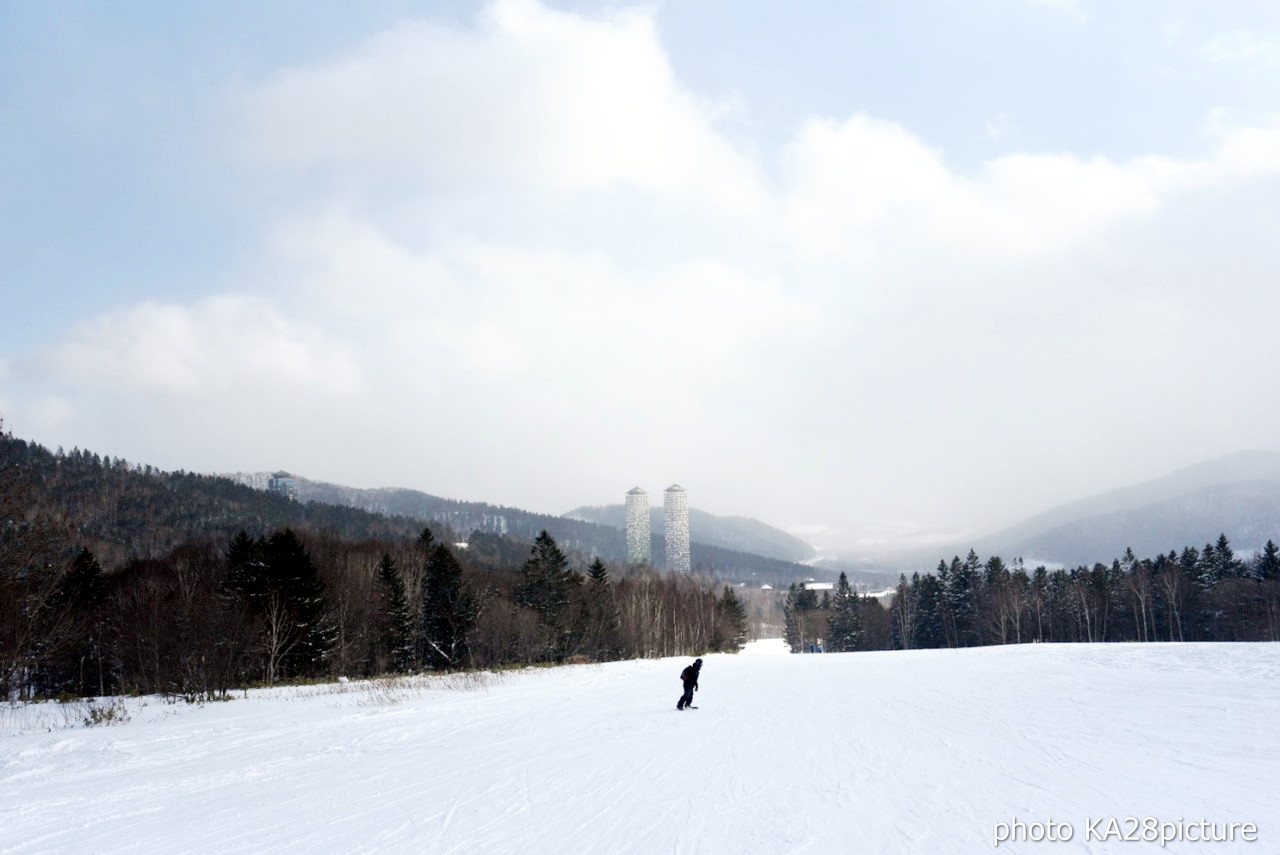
{"left": 678, "top": 683, "right": 695, "bottom": 709}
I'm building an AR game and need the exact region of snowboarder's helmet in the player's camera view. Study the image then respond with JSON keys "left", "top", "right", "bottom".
{"left": 694, "top": 658, "right": 702, "bottom": 667}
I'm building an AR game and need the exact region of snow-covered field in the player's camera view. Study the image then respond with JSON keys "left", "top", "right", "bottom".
{"left": 3, "top": 640, "right": 1278, "bottom": 854}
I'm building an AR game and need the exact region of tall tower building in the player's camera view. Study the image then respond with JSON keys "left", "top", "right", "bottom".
{"left": 664, "top": 484, "right": 690, "bottom": 574}
{"left": 624, "top": 487, "right": 650, "bottom": 565}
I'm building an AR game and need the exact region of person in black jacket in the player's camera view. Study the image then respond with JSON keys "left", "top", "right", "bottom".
{"left": 676, "top": 658, "right": 702, "bottom": 710}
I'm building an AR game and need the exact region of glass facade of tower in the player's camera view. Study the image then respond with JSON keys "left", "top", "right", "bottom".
{"left": 625, "top": 487, "right": 650, "bottom": 565}
{"left": 664, "top": 484, "right": 690, "bottom": 574}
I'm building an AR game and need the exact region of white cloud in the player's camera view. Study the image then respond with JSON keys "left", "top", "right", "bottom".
{"left": 270, "top": 206, "right": 813, "bottom": 381}
{"left": 34, "top": 296, "right": 360, "bottom": 398}
{"left": 12, "top": 0, "right": 1280, "bottom": 533}
{"left": 1204, "top": 114, "right": 1280, "bottom": 176}
{"left": 22, "top": 396, "right": 75, "bottom": 435}
{"left": 780, "top": 110, "right": 1280, "bottom": 279}
{"left": 242, "top": 0, "right": 763, "bottom": 212}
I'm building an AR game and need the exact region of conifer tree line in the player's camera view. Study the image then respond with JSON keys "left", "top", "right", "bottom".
{"left": 3, "top": 512, "right": 749, "bottom": 701}
{"left": 889, "top": 540, "right": 1280, "bottom": 650}
{"left": 0, "top": 424, "right": 748, "bottom": 700}
{"left": 782, "top": 572, "right": 893, "bottom": 653}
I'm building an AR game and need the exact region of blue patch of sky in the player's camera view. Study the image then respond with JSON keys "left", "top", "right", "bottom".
{"left": 651, "top": 1, "right": 1280, "bottom": 170}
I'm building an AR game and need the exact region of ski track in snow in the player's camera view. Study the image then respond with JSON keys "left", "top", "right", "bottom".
{"left": 2, "top": 641, "right": 1278, "bottom": 854}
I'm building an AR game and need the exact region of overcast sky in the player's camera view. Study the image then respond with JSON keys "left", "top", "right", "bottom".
{"left": 3, "top": 0, "right": 1279, "bottom": 552}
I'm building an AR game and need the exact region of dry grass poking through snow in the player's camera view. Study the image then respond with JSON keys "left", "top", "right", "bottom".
{"left": 281, "top": 670, "right": 504, "bottom": 707}
{"left": 1, "top": 671, "right": 505, "bottom": 735}
{"left": 0, "top": 700, "right": 87, "bottom": 736}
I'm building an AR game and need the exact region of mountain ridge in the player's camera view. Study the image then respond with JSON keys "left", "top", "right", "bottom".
{"left": 227, "top": 471, "right": 858, "bottom": 586}
{"left": 970, "top": 450, "right": 1280, "bottom": 566}
{"left": 981, "top": 450, "right": 1280, "bottom": 546}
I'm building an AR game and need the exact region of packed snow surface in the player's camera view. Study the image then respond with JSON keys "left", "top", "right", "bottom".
{"left": 3, "top": 641, "right": 1278, "bottom": 854}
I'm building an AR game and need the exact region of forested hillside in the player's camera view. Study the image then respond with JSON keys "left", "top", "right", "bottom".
{"left": 2, "top": 435, "right": 433, "bottom": 567}
{"left": 0, "top": 429, "right": 750, "bottom": 702}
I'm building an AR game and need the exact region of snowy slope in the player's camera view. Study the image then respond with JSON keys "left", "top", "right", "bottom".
{"left": 3, "top": 641, "right": 1278, "bottom": 854}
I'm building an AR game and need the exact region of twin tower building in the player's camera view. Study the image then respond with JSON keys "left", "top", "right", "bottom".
{"left": 625, "top": 485, "right": 690, "bottom": 573}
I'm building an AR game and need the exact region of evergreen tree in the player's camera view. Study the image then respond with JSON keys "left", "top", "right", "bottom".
{"left": 225, "top": 530, "right": 264, "bottom": 600}
{"left": 1029, "top": 565, "right": 1050, "bottom": 642}
{"left": 416, "top": 526, "right": 436, "bottom": 555}
{"left": 224, "top": 528, "right": 331, "bottom": 683}
{"left": 1198, "top": 541, "right": 1220, "bottom": 589}
{"left": 583, "top": 558, "right": 621, "bottom": 660}
{"left": 1179, "top": 546, "right": 1200, "bottom": 582}
{"left": 945, "top": 551, "right": 981, "bottom": 646}
{"left": 56, "top": 548, "right": 110, "bottom": 696}
{"left": 375, "top": 554, "right": 415, "bottom": 673}
{"left": 1255, "top": 540, "right": 1280, "bottom": 581}
{"left": 516, "top": 530, "right": 581, "bottom": 660}
{"left": 60, "top": 547, "right": 108, "bottom": 608}
{"left": 795, "top": 585, "right": 819, "bottom": 611}
{"left": 783, "top": 584, "right": 802, "bottom": 652}
{"left": 826, "top": 572, "right": 863, "bottom": 652}
{"left": 984, "top": 555, "right": 1008, "bottom": 583}
{"left": 1215, "top": 533, "right": 1241, "bottom": 579}
{"left": 517, "top": 530, "right": 573, "bottom": 624}
{"left": 421, "top": 543, "right": 476, "bottom": 669}
{"left": 935, "top": 559, "right": 955, "bottom": 645}
{"left": 891, "top": 574, "right": 915, "bottom": 650}
{"left": 717, "top": 586, "right": 749, "bottom": 653}
{"left": 263, "top": 529, "right": 332, "bottom": 679}
{"left": 913, "top": 573, "right": 947, "bottom": 648}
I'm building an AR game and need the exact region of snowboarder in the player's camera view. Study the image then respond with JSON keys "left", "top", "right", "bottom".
{"left": 676, "top": 658, "right": 701, "bottom": 710}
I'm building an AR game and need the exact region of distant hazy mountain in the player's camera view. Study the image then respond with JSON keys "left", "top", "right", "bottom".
{"left": 974, "top": 450, "right": 1280, "bottom": 566}
{"left": 229, "top": 473, "right": 828, "bottom": 586}
{"left": 563, "top": 504, "right": 816, "bottom": 564}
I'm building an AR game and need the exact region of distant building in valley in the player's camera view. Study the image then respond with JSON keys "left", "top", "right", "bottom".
{"left": 267, "top": 471, "right": 298, "bottom": 502}
{"left": 664, "top": 484, "right": 690, "bottom": 574}
{"left": 625, "top": 487, "right": 650, "bottom": 565}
